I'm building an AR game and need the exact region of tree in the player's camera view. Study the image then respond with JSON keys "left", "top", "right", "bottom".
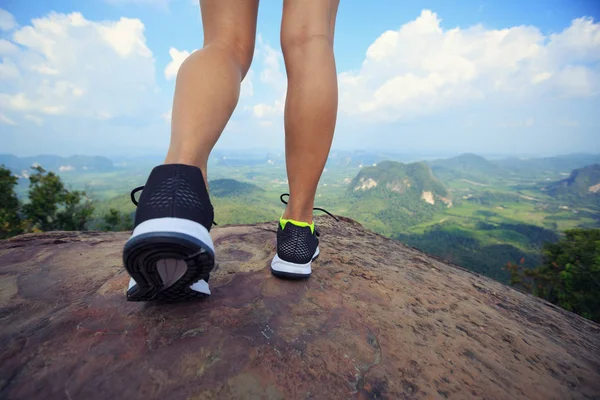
{"left": 510, "top": 229, "right": 600, "bottom": 322}
{"left": 0, "top": 165, "right": 22, "bottom": 239}
{"left": 55, "top": 189, "right": 95, "bottom": 231}
{"left": 22, "top": 165, "right": 94, "bottom": 231}
{"left": 102, "top": 208, "right": 133, "bottom": 231}
{"left": 506, "top": 258, "right": 533, "bottom": 292}
{"left": 535, "top": 229, "right": 600, "bottom": 321}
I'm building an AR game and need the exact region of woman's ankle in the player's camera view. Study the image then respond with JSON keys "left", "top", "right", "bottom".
{"left": 282, "top": 206, "right": 313, "bottom": 224}
{"left": 163, "top": 152, "right": 209, "bottom": 189}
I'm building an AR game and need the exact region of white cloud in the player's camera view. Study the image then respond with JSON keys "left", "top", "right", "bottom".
{"left": 499, "top": 117, "right": 535, "bottom": 128}
{"left": 0, "top": 58, "right": 19, "bottom": 79}
{"left": 0, "top": 39, "right": 18, "bottom": 55}
{"left": 0, "top": 10, "right": 157, "bottom": 119}
{"left": 98, "top": 18, "right": 152, "bottom": 58}
{"left": 241, "top": 69, "right": 254, "bottom": 98}
{"left": 546, "top": 16, "right": 600, "bottom": 63}
{"left": 0, "top": 113, "right": 16, "bottom": 125}
{"left": 252, "top": 102, "right": 283, "bottom": 118}
{"left": 59, "top": 165, "right": 74, "bottom": 172}
{"left": 259, "top": 120, "right": 274, "bottom": 128}
{"left": 532, "top": 72, "right": 552, "bottom": 84}
{"left": 339, "top": 10, "right": 600, "bottom": 122}
{"left": 258, "top": 36, "right": 286, "bottom": 93}
{"left": 104, "top": 0, "right": 172, "bottom": 10}
{"left": 0, "top": 9, "right": 17, "bottom": 31}
{"left": 250, "top": 36, "right": 286, "bottom": 119}
{"left": 25, "top": 114, "right": 43, "bottom": 126}
{"left": 164, "top": 47, "right": 191, "bottom": 80}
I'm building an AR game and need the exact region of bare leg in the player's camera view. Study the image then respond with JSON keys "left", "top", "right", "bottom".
{"left": 281, "top": 0, "right": 340, "bottom": 223}
{"left": 164, "top": 0, "right": 259, "bottom": 184}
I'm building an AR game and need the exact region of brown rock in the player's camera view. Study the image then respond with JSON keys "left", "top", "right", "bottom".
{"left": 0, "top": 217, "right": 599, "bottom": 400}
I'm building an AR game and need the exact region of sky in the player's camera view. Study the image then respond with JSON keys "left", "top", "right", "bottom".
{"left": 0, "top": 0, "right": 599, "bottom": 158}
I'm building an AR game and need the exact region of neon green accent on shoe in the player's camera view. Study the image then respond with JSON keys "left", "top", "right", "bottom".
{"left": 280, "top": 217, "right": 315, "bottom": 234}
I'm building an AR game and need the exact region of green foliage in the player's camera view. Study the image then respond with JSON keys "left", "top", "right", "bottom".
{"left": 211, "top": 184, "right": 282, "bottom": 225}
{"left": 514, "top": 229, "right": 600, "bottom": 322}
{"left": 209, "top": 179, "right": 263, "bottom": 197}
{"left": 101, "top": 208, "right": 133, "bottom": 231}
{"left": 0, "top": 164, "right": 22, "bottom": 238}
{"left": 477, "top": 222, "right": 559, "bottom": 248}
{"left": 397, "top": 224, "right": 542, "bottom": 282}
{"left": 91, "top": 193, "right": 136, "bottom": 219}
{"left": 475, "top": 210, "right": 498, "bottom": 218}
{"left": 212, "top": 199, "right": 279, "bottom": 225}
{"left": 466, "top": 191, "right": 523, "bottom": 205}
{"left": 56, "top": 190, "right": 95, "bottom": 231}
{"left": 22, "top": 166, "right": 94, "bottom": 231}
{"left": 350, "top": 161, "right": 448, "bottom": 197}
{"left": 506, "top": 258, "right": 535, "bottom": 292}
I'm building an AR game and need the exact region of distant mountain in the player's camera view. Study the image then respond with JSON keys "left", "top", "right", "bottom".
{"left": 326, "top": 150, "right": 408, "bottom": 168}
{"left": 209, "top": 179, "right": 263, "bottom": 197}
{"left": 423, "top": 153, "right": 600, "bottom": 183}
{"left": 111, "top": 155, "right": 163, "bottom": 168}
{"left": 341, "top": 161, "right": 451, "bottom": 235}
{"left": 545, "top": 164, "right": 600, "bottom": 201}
{"left": 430, "top": 153, "right": 493, "bottom": 169}
{"left": 0, "top": 154, "right": 114, "bottom": 175}
{"left": 350, "top": 160, "right": 450, "bottom": 203}
{"left": 214, "top": 157, "right": 276, "bottom": 167}
{"left": 428, "top": 153, "right": 504, "bottom": 183}
{"left": 494, "top": 154, "right": 600, "bottom": 177}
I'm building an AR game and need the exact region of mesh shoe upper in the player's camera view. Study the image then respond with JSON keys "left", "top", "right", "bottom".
{"left": 133, "top": 164, "right": 214, "bottom": 231}
{"left": 276, "top": 221, "right": 319, "bottom": 264}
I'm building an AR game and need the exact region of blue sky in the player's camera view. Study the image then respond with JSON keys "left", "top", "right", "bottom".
{"left": 1, "top": 0, "right": 599, "bottom": 157}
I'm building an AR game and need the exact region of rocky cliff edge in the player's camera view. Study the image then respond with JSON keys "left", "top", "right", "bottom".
{"left": 1, "top": 216, "right": 599, "bottom": 399}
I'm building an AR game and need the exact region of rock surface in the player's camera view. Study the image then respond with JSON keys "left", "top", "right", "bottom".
{"left": 1, "top": 216, "right": 599, "bottom": 400}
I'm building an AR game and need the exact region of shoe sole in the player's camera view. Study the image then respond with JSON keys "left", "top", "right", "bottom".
{"left": 123, "top": 218, "right": 215, "bottom": 302}
{"left": 270, "top": 247, "right": 320, "bottom": 280}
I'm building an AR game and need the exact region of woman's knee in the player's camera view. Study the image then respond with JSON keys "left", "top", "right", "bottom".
{"left": 280, "top": 0, "right": 337, "bottom": 56}
{"left": 206, "top": 35, "right": 255, "bottom": 77}
{"left": 280, "top": 25, "right": 333, "bottom": 56}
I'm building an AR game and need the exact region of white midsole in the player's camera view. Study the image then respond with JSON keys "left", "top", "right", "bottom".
{"left": 130, "top": 217, "right": 215, "bottom": 254}
{"left": 127, "top": 217, "right": 215, "bottom": 295}
{"left": 270, "top": 247, "right": 319, "bottom": 275}
{"left": 127, "top": 277, "right": 211, "bottom": 295}
{"left": 190, "top": 279, "right": 211, "bottom": 295}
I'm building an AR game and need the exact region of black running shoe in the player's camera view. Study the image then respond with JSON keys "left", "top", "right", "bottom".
{"left": 270, "top": 194, "right": 337, "bottom": 279}
{"left": 123, "top": 163, "right": 215, "bottom": 302}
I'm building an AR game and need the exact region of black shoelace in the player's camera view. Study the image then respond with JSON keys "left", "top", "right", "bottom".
{"left": 279, "top": 193, "right": 339, "bottom": 236}
{"left": 130, "top": 185, "right": 218, "bottom": 226}
{"left": 130, "top": 186, "right": 144, "bottom": 206}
